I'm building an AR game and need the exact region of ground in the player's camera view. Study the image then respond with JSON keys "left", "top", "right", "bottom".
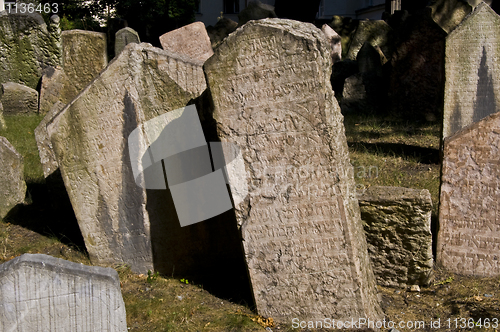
{"left": 0, "top": 113, "right": 499, "bottom": 331}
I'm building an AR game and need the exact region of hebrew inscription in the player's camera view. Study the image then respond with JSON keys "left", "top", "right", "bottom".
{"left": 438, "top": 111, "right": 500, "bottom": 276}
{"left": 205, "top": 19, "right": 382, "bottom": 323}
{"left": 443, "top": 3, "right": 500, "bottom": 138}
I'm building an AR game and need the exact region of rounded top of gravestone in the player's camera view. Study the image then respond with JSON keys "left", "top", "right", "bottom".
{"left": 50, "top": 14, "right": 60, "bottom": 24}
{"left": 0, "top": 253, "right": 121, "bottom": 285}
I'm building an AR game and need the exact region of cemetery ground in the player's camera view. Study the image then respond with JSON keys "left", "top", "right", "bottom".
{"left": 0, "top": 113, "right": 499, "bottom": 332}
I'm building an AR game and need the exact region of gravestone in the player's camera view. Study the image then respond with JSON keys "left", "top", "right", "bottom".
{"left": 346, "top": 20, "right": 393, "bottom": 61}
{"left": 47, "top": 43, "right": 207, "bottom": 273}
{"left": 321, "top": 24, "right": 342, "bottom": 63}
{"left": 61, "top": 30, "right": 108, "bottom": 91}
{"left": 114, "top": 27, "right": 140, "bottom": 56}
{"left": 38, "top": 31, "right": 108, "bottom": 115}
{"left": 206, "top": 17, "right": 238, "bottom": 49}
{"left": 204, "top": 18, "right": 382, "bottom": 322}
{"left": 438, "top": 111, "right": 500, "bottom": 276}
{"left": 0, "top": 12, "right": 61, "bottom": 89}
{"left": 159, "top": 22, "right": 214, "bottom": 63}
{"left": 0, "top": 137, "right": 26, "bottom": 219}
{"left": 35, "top": 101, "right": 65, "bottom": 178}
{"left": 238, "top": 0, "right": 277, "bottom": 26}
{"left": 443, "top": 3, "right": 500, "bottom": 139}
{"left": 0, "top": 254, "right": 127, "bottom": 331}
{"left": 358, "top": 186, "right": 433, "bottom": 287}
{"left": 0, "top": 82, "right": 38, "bottom": 115}
{"left": 389, "top": 9, "right": 447, "bottom": 122}
{"left": 430, "top": 0, "right": 472, "bottom": 33}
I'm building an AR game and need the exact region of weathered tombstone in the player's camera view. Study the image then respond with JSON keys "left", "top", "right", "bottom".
{"left": 358, "top": 186, "right": 434, "bottom": 287}
{"left": 204, "top": 18, "right": 382, "bottom": 322}
{"left": 389, "top": 9, "right": 447, "bottom": 122}
{"left": 438, "top": 111, "right": 500, "bottom": 276}
{"left": 0, "top": 12, "right": 61, "bottom": 89}
{"left": 159, "top": 22, "right": 214, "bottom": 63}
{"left": 47, "top": 43, "right": 207, "bottom": 273}
{"left": 430, "top": 0, "right": 472, "bottom": 33}
{"left": 443, "top": 2, "right": 500, "bottom": 139}
{"left": 0, "top": 254, "right": 127, "bottom": 331}
{"left": 0, "top": 82, "right": 38, "bottom": 115}
{"left": 238, "top": 0, "right": 277, "bottom": 26}
{"left": 321, "top": 24, "right": 342, "bottom": 63}
{"left": 114, "top": 27, "right": 140, "bottom": 56}
{"left": 346, "top": 20, "right": 393, "bottom": 61}
{"left": 38, "top": 31, "right": 108, "bottom": 115}
{"left": 0, "top": 137, "right": 26, "bottom": 219}
{"left": 61, "top": 30, "right": 108, "bottom": 90}
{"left": 35, "top": 101, "right": 65, "bottom": 178}
{"left": 206, "top": 17, "right": 238, "bottom": 49}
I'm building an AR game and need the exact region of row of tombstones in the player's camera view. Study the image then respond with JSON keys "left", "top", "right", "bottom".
{"left": 0, "top": 2, "right": 499, "bottom": 329}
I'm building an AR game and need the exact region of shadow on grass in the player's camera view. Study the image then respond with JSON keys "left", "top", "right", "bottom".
{"left": 348, "top": 141, "right": 440, "bottom": 164}
{"left": 4, "top": 170, "right": 87, "bottom": 255}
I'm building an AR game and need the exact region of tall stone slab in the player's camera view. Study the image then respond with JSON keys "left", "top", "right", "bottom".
{"left": 438, "top": 111, "right": 500, "bottom": 277}
{"left": 159, "top": 22, "right": 214, "bottom": 63}
{"left": 204, "top": 19, "right": 382, "bottom": 322}
{"left": 358, "top": 186, "right": 433, "bottom": 287}
{"left": 443, "top": 3, "right": 500, "bottom": 139}
{"left": 0, "top": 254, "right": 127, "bottom": 331}
{"left": 47, "top": 43, "right": 206, "bottom": 273}
{"left": 114, "top": 27, "right": 140, "bottom": 56}
{"left": 0, "top": 12, "right": 61, "bottom": 89}
{"left": 61, "top": 30, "right": 107, "bottom": 91}
{"left": 0, "top": 137, "right": 26, "bottom": 219}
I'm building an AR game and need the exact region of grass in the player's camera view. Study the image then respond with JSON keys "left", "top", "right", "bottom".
{"left": 0, "top": 113, "right": 499, "bottom": 332}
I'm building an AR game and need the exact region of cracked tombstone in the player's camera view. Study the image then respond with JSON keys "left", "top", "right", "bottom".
{"left": 47, "top": 43, "right": 206, "bottom": 273}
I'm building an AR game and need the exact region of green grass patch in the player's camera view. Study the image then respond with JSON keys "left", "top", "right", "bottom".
{"left": 0, "top": 114, "right": 44, "bottom": 182}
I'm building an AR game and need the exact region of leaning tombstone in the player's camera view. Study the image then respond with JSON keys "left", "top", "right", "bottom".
{"left": 237, "top": 0, "right": 277, "bottom": 26}
{"left": 204, "top": 18, "right": 383, "bottom": 323}
{"left": 206, "top": 17, "right": 238, "bottom": 49}
{"left": 358, "top": 186, "right": 434, "bottom": 287}
{"left": 47, "top": 43, "right": 207, "bottom": 274}
{"left": 0, "top": 82, "right": 38, "bottom": 115}
{"left": 438, "top": 111, "right": 500, "bottom": 276}
{"left": 159, "top": 22, "right": 214, "bottom": 62}
{"left": 442, "top": 2, "right": 500, "bottom": 139}
{"left": 0, "top": 137, "right": 26, "bottom": 219}
{"left": 0, "top": 253, "right": 127, "bottom": 331}
{"left": 430, "top": 0, "right": 472, "bottom": 33}
{"left": 114, "top": 27, "right": 140, "bottom": 56}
